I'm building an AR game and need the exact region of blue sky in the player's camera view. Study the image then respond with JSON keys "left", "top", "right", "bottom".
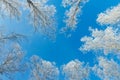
{"left": 1, "top": 0, "right": 120, "bottom": 80}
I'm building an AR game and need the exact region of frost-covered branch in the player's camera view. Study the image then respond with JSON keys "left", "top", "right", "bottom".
{"left": 97, "top": 4, "right": 120, "bottom": 25}
{"left": 93, "top": 57, "right": 120, "bottom": 80}
{"left": 26, "top": 0, "right": 56, "bottom": 39}
{"left": 29, "top": 55, "right": 59, "bottom": 80}
{"left": 0, "top": 32, "right": 27, "bottom": 79}
{"left": 0, "top": 43, "right": 26, "bottom": 80}
{"left": 80, "top": 27, "right": 120, "bottom": 55}
{"left": 62, "top": 59, "right": 90, "bottom": 80}
{"left": 0, "top": 32, "right": 26, "bottom": 43}
{"left": 61, "top": 0, "right": 88, "bottom": 36}
{"left": 0, "top": 0, "right": 57, "bottom": 39}
{"left": 0, "top": 0, "right": 21, "bottom": 19}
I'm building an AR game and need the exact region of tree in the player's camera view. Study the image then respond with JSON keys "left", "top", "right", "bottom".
{"left": 62, "top": 59, "right": 90, "bottom": 80}
{"left": 1, "top": 0, "right": 120, "bottom": 80}
{"left": 97, "top": 3, "right": 120, "bottom": 25}
{"left": 0, "top": 0, "right": 56, "bottom": 39}
{"left": 93, "top": 57, "right": 120, "bottom": 80}
{"left": 60, "top": 0, "right": 88, "bottom": 37}
{"left": 80, "top": 2, "right": 120, "bottom": 80}
{"left": 0, "top": 31, "right": 27, "bottom": 80}
{"left": 26, "top": 0, "right": 56, "bottom": 39}
{"left": 0, "top": 0, "right": 21, "bottom": 19}
{"left": 80, "top": 27, "right": 120, "bottom": 55}
{"left": 29, "top": 55, "right": 59, "bottom": 80}
{"left": 0, "top": 43, "right": 26, "bottom": 80}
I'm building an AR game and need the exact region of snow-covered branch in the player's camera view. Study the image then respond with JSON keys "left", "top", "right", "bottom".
{"left": 29, "top": 55, "right": 59, "bottom": 80}
{"left": 97, "top": 4, "right": 120, "bottom": 26}
{"left": 0, "top": 43, "right": 26, "bottom": 80}
{"left": 93, "top": 57, "right": 120, "bottom": 80}
{"left": 0, "top": 0, "right": 21, "bottom": 19}
{"left": 80, "top": 27, "right": 120, "bottom": 55}
{"left": 0, "top": 32, "right": 26, "bottom": 43}
{"left": 61, "top": 0, "right": 88, "bottom": 36}
{"left": 62, "top": 59, "right": 90, "bottom": 80}
{"left": 26, "top": 0, "right": 56, "bottom": 39}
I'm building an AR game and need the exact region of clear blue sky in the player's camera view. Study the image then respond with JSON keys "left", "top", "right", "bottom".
{"left": 1, "top": 0, "right": 120, "bottom": 80}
